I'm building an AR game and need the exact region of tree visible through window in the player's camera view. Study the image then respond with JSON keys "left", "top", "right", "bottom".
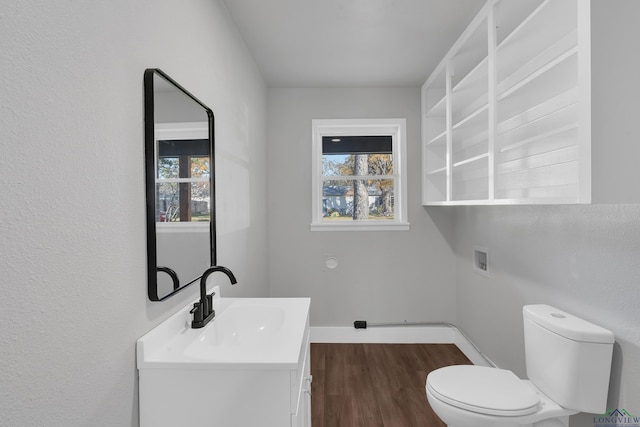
{"left": 156, "top": 138, "right": 210, "bottom": 223}
{"left": 322, "top": 136, "right": 394, "bottom": 221}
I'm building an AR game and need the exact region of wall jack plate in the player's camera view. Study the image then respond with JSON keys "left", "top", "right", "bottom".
{"left": 473, "top": 247, "right": 489, "bottom": 278}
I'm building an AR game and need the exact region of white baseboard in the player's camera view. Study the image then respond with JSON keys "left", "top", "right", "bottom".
{"left": 310, "top": 325, "right": 492, "bottom": 367}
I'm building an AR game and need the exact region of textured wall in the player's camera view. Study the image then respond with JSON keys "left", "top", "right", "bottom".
{"left": 267, "top": 88, "right": 456, "bottom": 327}
{"left": 452, "top": 204, "right": 640, "bottom": 425}
{"left": 0, "top": 1, "right": 267, "bottom": 425}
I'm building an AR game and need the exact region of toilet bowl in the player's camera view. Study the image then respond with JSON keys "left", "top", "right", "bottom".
{"left": 426, "top": 365, "right": 575, "bottom": 427}
{"left": 425, "top": 305, "right": 614, "bottom": 427}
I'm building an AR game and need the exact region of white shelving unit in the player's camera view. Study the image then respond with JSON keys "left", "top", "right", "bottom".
{"left": 421, "top": 0, "right": 640, "bottom": 205}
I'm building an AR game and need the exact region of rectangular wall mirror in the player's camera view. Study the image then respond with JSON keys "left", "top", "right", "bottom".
{"left": 144, "top": 68, "right": 216, "bottom": 301}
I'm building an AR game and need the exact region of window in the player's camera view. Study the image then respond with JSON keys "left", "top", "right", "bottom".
{"left": 155, "top": 123, "right": 211, "bottom": 229}
{"left": 311, "top": 118, "right": 409, "bottom": 231}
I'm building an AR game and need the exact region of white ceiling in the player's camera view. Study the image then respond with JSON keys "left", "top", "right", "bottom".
{"left": 223, "top": 0, "right": 486, "bottom": 88}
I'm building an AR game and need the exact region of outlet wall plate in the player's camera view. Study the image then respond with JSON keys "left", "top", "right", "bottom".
{"left": 473, "top": 247, "right": 489, "bottom": 278}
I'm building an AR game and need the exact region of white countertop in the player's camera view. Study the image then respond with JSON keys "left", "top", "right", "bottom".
{"left": 137, "top": 296, "right": 310, "bottom": 370}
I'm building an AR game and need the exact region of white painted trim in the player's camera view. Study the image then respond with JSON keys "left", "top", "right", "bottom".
{"left": 155, "top": 122, "right": 208, "bottom": 140}
{"left": 310, "top": 326, "right": 492, "bottom": 367}
{"left": 156, "top": 222, "right": 210, "bottom": 233}
{"left": 310, "top": 222, "right": 410, "bottom": 232}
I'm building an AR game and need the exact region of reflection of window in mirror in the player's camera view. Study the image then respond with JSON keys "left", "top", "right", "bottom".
{"left": 154, "top": 123, "right": 211, "bottom": 225}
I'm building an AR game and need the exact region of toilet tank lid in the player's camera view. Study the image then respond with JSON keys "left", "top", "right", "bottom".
{"left": 523, "top": 305, "right": 614, "bottom": 344}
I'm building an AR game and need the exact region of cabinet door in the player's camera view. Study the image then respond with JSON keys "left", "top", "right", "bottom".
{"left": 301, "top": 355, "right": 312, "bottom": 426}
{"left": 291, "top": 339, "right": 311, "bottom": 427}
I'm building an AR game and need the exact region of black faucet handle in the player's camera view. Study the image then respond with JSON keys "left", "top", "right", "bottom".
{"left": 206, "top": 294, "right": 215, "bottom": 317}
{"left": 190, "top": 302, "right": 204, "bottom": 323}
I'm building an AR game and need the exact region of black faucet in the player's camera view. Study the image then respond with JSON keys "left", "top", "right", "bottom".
{"left": 191, "top": 266, "right": 237, "bottom": 329}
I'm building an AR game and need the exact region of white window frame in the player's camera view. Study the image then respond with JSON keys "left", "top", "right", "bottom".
{"left": 311, "top": 118, "right": 409, "bottom": 231}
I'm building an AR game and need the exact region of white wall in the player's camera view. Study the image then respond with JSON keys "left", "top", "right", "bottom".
{"left": 0, "top": 1, "right": 267, "bottom": 425}
{"left": 267, "top": 88, "right": 456, "bottom": 327}
{"left": 452, "top": 204, "right": 640, "bottom": 424}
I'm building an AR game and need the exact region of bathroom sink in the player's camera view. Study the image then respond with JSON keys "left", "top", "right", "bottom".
{"left": 137, "top": 295, "right": 310, "bottom": 369}
{"left": 183, "top": 304, "right": 287, "bottom": 360}
{"left": 205, "top": 304, "right": 286, "bottom": 346}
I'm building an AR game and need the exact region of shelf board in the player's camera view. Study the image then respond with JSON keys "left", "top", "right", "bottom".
{"left": 422, "top": 200, "right": 454, "bottom": 206}
{"left": 498, "top": 29, "right": 577, "bottom": 93}
{"left": 453, "top": 103, "right": 488, "bottom": 130}
{"left": 424, "top": 196, "right": 581, "bottom": 206}
{"left": 452, "top": 56, "right": 488, "bottom": 94}
{"left": 498, "top": 87, "right": 577, "bottom": 135}
{"left": 453, "top": 135, "right": 488, "bottom": 157}
{"left": 426, "top": 166, "right": 447, "bottom": 176}
{"left": 425, "top": 95, "right": 446, "bottom": 117}
{"left": 451, "top": 194, "right": 490, "bottom": 203}
{"left": 451, "top": 60, "right": 488, "bottom": 122}
{"left": 426, "top": 130, "right": 447, "bottom": 146}
{"left": 453, "top": 152, "right": 488, "bottom": 168}
{"left": 497, "top": 144, "right": 577, "bottom": 175}
{"left": 496, "top": 159, "right": 578, "bottom": 192}
{"left": 498, "top": 121, "right": 577, "bottom": 154}
{"left": 498, "top": 47, "right": 578, "bottom": 102}
{"left": 497, "top": 0, "right": 576, "bottom": 57}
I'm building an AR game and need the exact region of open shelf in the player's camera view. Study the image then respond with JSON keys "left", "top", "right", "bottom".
{"left": 495, "top": 159, "right": 578, "bottom": 200}
{"left": 426, "top": 129, "right": 447, "bottom": 146}
{"left": 451, "top": 58, "right": 489, "bottom": 123}
{"left": 425, "top": 97, "right": 446, "bottom": 118}
{"left": 498, "top": 30, "right": 577, "bottom": 96}
{"left": 452, "top": 151, "right": 489, "bottom": 202}
{"left": 423, "top": 66, "right": 447, "bottom": 120}
{"left": 454, "top": 103, "right": 488, "bottom": 130}
{"left": 498, "top": 47, "right": 577, "bottom": 102}
{"left": 498, "top": 124, "right": 577, "bottom": 159}
{"left": 498, "top": 88, "right": 577, "bottom": 134}
{"left": 452, "top": 106, "right": 488, "bottom": 154}
{"left": 497, "top": 103, "right": 577, "bottom": 152}
{"left": 423, "top": 171, "right": 447, "bottom": 203}
{"left": 420, "top": 0, "right": 636, "bottom": 206}
{"left": 495, "top": 0, "right": 546, "bottom": 45}
{"left": 497, "top": 0, "right": 577, "bottom": 64}
{"left": 497, "top": 144, "right": 577, "bottom": 175}
{"left": 450, "top": 16, "right": 489, "bottom": 88}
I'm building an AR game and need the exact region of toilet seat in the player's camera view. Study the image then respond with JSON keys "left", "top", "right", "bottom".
{"left": 427, "top": 365, "right": 539, "bottom": 416}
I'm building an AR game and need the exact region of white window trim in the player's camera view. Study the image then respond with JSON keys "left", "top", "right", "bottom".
{"left": 311, "top": 118, "right": 409, "bottom": 231}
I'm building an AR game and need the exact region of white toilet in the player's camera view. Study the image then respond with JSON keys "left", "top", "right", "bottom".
{"left": 426, "top": 304, "right": 614, "bottom": 427}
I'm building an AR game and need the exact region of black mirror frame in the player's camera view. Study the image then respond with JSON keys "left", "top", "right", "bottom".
{"left": 144, "top": 68, "right": 216, "bottom": 301}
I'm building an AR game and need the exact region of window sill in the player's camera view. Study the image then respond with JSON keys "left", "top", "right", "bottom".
{"left": 156, "top": 222, "right": 210, "bottom": 233}
{"left": 310, "top": 222, "right": 410, "bottom": 232}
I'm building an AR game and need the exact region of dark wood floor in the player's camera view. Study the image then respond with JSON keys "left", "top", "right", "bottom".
{"left": 310, "top": 343, "right": 471, "bottom": 427}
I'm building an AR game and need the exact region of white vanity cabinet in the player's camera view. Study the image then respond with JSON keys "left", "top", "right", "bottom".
{"left": 137, "top": 298, "right": 312, "bottom": 427}
{"left": 422, "top": 0, "right": 640, "bottom": 205}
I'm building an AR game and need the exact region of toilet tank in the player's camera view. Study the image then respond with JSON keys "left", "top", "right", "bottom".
{"left": 523, "top": 304, "right": 614, "bottom": 414}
